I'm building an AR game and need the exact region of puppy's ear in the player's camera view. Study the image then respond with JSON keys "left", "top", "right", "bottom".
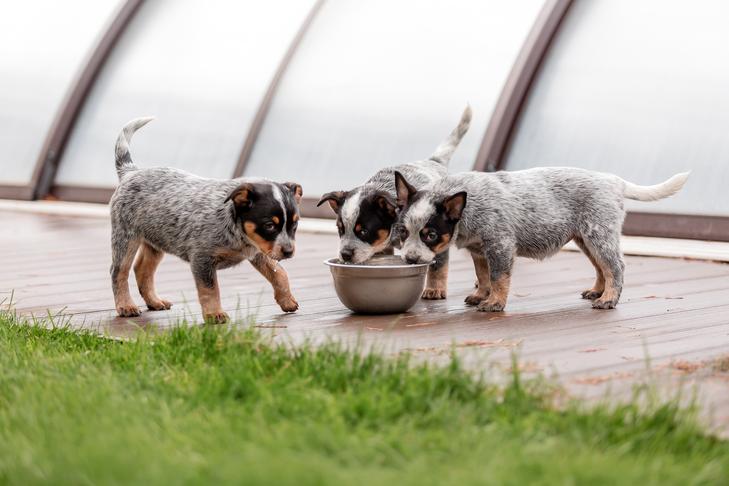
{"left": 375, "top": 192, "right": 397, "bottom": 219}
{"left": 443, "top": 192, "right": 467, "bottom": 221}
{"left": 395, "top": 171, "right": 417, "bottom": 209}
{"left": 225, "top": 183, "right": 255, "bottom": 212}
{"left": 283, "top": 182, "right": 303, "bottom": 204}
{"left": 317, "top": 191, "right": 348, "bottom": 214}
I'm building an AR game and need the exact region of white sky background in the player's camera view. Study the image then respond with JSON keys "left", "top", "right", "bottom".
{"left": 0, "top": 0, "right": 121, "bottom": 184}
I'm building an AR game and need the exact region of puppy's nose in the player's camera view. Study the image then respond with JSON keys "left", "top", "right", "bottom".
{"left": 282, "top": 248, "right": 294, "bottom": 259}
{"left": 340, "top": 248, "right": 354, "bottom": 262}
{"left": 405, "top": 255, "right": 420, "bottom": 264}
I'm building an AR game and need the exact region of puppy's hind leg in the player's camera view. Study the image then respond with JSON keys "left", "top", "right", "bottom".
{"left": 476, "top": 245, "right": 514, "bottom": 312}
{"left": 134, "top": 242, "right": 172, "bottom": 311}
{"left": 111, "top": 235, "right": 142, "bottom": 317}
{"left": 423, "top": 250, "right": 449, "bottom": 300}
{"left": 191, "top": 256, "right": 228, "bottom": 323}
{"left": 573, "top": 236, "right": 605, "bottom": 300}
{"left": 581, "top": 233, "right": 624, "bottom": 310}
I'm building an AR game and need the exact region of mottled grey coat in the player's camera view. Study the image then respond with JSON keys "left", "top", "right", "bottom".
{"left": 110, "top": 117, "right": 301, "bottom": 321}
{"left": 399, "top": 167, "right": 690, "bottom": 311}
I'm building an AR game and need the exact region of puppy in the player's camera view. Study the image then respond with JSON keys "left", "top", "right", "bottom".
{"left": 317, "top": 106, "right": 472, "bottom": 299}
{"left": 395, "top": 167, "right": 690, "bottom": 311}
{"left": 110, "top": 117, "right": 303, "bottom": 323}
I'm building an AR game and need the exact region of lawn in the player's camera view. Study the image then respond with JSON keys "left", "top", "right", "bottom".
{"left": 0, "top": 312, "right": 727, "bottom": 485}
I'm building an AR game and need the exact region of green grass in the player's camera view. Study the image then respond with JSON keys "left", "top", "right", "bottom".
{"left": 0, "top": 312, "right": 727, "bottom": 485}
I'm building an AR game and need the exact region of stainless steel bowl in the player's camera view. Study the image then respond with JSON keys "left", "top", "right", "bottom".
{"left": 324, "top": 255, "right": 430, "bottom": 314}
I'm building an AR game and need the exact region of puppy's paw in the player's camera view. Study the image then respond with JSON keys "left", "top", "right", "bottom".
{"left": 116, "top": 304, "right": 142, "bottom": 317}
{"left": 204, "top": 311, "right": 229, "bottom": 324}
{"left": 477, "top": 300, "right": 505, "bottom": 312}
{"left": 592, "top": 298, "right": 617, "bottom": 310}
{"left": 464, "top": 293, "right": 485, "bottom": 306}
{"left": 277, "top": 295, "right": 299, "bottom": 313}
{"left": 581, "top": 289, "right": 603, "bottom": 300}
{"left": 422, "top": 287, "right": 446, "bottom": 300}
{"left": 146, "top": 298, "right": 173, "bottom": 311}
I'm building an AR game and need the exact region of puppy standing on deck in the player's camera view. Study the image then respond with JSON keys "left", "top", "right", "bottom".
{"left": 395, "top": 167, "right": 690, "bottom": 311}
{"left": 317, "top": 106, "right": 472, "bottom": 299}
{"left": 110, "top": 118, "right": 303, "bottom": 322}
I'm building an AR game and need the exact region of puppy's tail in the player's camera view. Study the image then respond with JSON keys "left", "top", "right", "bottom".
{"left": 622, "top": 171, "right": 690, "bottom": 201}
{"left": 429, "top": 105, "right": 472, "bottom": 166}
{"left": 115, "top": 116, "right": 154, "bottom": 180}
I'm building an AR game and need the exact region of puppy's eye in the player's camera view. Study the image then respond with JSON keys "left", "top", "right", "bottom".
{"left": 263, "top": 221, "right": 277, "bottom": 232}
{"left": 357, "top": 228, "right": 369, "bottom": 238}
{"left": 421, "top": 229, "right": 438, "bottom": 243}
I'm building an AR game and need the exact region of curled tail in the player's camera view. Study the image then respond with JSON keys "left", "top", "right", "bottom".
{"left": 622, "top": 171, "right": 690, "bottom": 201}
{"left": 115, "top": 117, "right": 153, "bottom": 179}
{"left": 429, "top": 105, "right": 472, "bottom": 166}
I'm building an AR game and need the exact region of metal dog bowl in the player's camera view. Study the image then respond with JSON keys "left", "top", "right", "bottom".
{"left": 324, "top": 255, "right": 430, "bottom": 314}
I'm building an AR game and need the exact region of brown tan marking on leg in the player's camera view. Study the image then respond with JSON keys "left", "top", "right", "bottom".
{"left": 464, "top": 252, "right": 491, "bottom": 306}
{"left": 250, "top": 253, "right": 298, "bottom": 312}
{"left": 477, "top": 273, "right": 511, "bottom": 312}
{"left": 113, "top": 240, "right": 142, "bottom": 317}
{"left": 423, "top": 262, "right": 448, "bottom": 299}
{"left": 134, "top": 242, "right": 172, "bottom": 311}
{"left": 593, "top": 266, "right": 619, "bottom": 309}
{"left": 194, "top": 274, "right": 228, "bottom": 323}
{"left": 573, "top": 237, "right": 605, "bottom": 300}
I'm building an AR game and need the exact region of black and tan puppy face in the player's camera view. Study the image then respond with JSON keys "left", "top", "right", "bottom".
{"left": 396, "top": 171, "right": 466, "bottom": 264}
{"left": 227, "top": 181, "right": 302, "bottom": 260}
{"left": 317, "top": 189, "right": 397, "bottom": 263}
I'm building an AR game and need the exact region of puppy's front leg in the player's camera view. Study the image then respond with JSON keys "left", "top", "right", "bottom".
{"left": 423, "top": 250, "right": 449, "bottom": 299}
{"left": 191, "top": 256, "right": 228, "bottom": 323}
{"left": 465, "top": 251, "right": 491, "bottom": 306}
{"left": 476, "top": 247, "right": 514, "bottom": 313}
{"left": 249, "top": 254, "right": 299, "bottom": 313}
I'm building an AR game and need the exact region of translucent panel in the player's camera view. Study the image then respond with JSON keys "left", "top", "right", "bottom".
{"left": 0, "top": 0, "right": 121, "bottom": 185}
{"left": 56, "top": 0, "right": 315, "bottom": 188}
{"left": 244, "top": 0, "right": 543, "bottom": 196}
{"left": 505, "top": 0, "right": 729, "bottom": 217}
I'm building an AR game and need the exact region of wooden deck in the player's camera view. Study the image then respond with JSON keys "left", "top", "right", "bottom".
{"left": 3, "top": 209, "right": 729, "bottom": 433}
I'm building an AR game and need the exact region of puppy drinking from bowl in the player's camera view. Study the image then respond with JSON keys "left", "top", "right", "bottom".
{"left": 109, "top": 118, "right": 303, "bottom": 323}
{"left": 317, "top": 106, "right": 472, "bottom": 300}
{"left": 395, "top": 167, "right": 690, "bottom": 312}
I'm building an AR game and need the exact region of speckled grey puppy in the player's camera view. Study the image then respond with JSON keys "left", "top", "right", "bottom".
{"left": 396, "top": 167, "right": 690, "bottom": 311}
{"left": 110, "top": 117, "right": 303, "bottom": 322}
{"left": 317, "top": 106, "right": 472, "bottom": 299}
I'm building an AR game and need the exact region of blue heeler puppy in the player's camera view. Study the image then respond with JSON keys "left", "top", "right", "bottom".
{"left": 395, "top": 167, "right": 690, "bottom": 311}
{"left": 110, "top": 118, "right": 303, "bottom": 323}
{"left": 317, "top": 106, "right": 472, "bottom": 300}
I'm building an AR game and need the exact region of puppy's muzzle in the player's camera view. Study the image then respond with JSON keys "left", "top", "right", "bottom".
{"left": 340, "top": 247, "right": 354, "bottom": 262}
{"left": 405, "top": 254, "right": 422, "bottom": 265}
{"left": 272, "top": 242, "right": 295, "bottom": 261}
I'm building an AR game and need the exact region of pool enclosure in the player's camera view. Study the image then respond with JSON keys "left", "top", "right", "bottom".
{"left": 1, "top": 0, "right": 728, "bottom": 241}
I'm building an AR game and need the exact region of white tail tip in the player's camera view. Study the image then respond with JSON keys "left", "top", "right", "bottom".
{"left": 623, "top": 171, "right": 690, "bottom": 202}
